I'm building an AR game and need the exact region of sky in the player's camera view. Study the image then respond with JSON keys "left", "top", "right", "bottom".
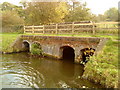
{"left": 81, "top": 0, "right": 119, "bottom": 15}
{"left": 0, "top": 0, "right": 119, "bottom": 15}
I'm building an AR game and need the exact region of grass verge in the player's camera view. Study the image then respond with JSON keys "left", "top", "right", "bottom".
{"left": 0, "top": 33, "right": 21, "bottom": 52}
{"left": 82, "top": 39, "right": 119, "bottom": 88}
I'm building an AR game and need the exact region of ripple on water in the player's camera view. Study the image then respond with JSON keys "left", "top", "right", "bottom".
{"left": 1, "top": 53, "right": 103, "bottom": 88}
{"left": 2, "top": 62, "right": 45, "bottom": 88}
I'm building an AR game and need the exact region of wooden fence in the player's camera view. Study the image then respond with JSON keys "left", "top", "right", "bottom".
{"left": 24, "top": 21, "right": 119, "bottom": 35}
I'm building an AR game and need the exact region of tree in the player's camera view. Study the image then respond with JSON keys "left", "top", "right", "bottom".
{"left": 1, "top": 2, "right": 25, "bottom": 18}
{"left": 2, "top": 10, "right": 24, "bottom": 26}
{"left": 2, "top": 10, "right": 24, "bottom": 32}
{"left": 0, "top": 2, "right": 25, "bottom": 32}
{"left": 20, "top": 0, "right": 28, "bottom": 9}
{"left": 64, "top": 1, "right": 93, "bottom": 22}
{"left": 104, "top": 7, "right": 118, "bottom": 21}
{"left": 1, "top": 2, "right": 15, "bottom": 11}
{"left": 24, "top": 1, "right": 69, "bottom": 25}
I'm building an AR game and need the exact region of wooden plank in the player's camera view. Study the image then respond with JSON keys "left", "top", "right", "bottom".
{"left": 32, "top": 25, "right": 34, "bottom": 34}
{"left": 92, "top": 22, "right": 95, "bottom": 34}
{"left": 74, "top": 28, "right": 93, "bottom": 30}
{"left": 74, "top": 23, "right": 93, "bottom": 25}
{"left": 95, "top": 28, "right": 118, "bottom": 29}
{"left": 95, "top": 22, "right": 119, "bottom": 25}
{"left": 24, "top": 26, "right": 26, "bottom": 33}
{"left": 72, "top": 22, "right": 74, "bottom": 34}
{"left": 58, "top": 29, "right": 72, "bottom": 31}
{"left": 44, "top": 29, "right": 56, "bottom": 30}
{"left": 33, "top": 26, "right": 43, "bottom": 27}
{"left": 56, "top": 24, "right": 58, "bottom": 34}
{"left": 58, "top": 24, "right": 72, "bottom": 26}
{"left": 43, "top": 25, "right": 45, "bottom": 34}
{"left": 45, "top": 25, "right": 56, "bottom": 26}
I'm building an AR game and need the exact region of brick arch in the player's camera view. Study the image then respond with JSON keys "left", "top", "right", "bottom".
{"left": 59, "top": 45, "right": 75, "bottom": 62}
{"left": 22, "top": 40, "right": 30, "bottom": 52}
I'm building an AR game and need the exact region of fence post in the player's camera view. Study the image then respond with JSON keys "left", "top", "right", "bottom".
{"left": 24, "top": 26, "right": 25, "bottom": 33}
{"left": 32, "top": 25, "right": 34, "bottom": 34}
{"left": 43, "top": 25, "right": 45, "bottom": 34}
{"left": 72, "top": 22, "right": 74, "bottom": 35}
{"left": 56, "top": 24, "right": 58, "bottom": 34}
{"left": 92, "top": 22, "right": 95, "bottom": 34}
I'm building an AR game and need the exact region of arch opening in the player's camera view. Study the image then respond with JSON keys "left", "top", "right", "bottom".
{"left": 61, "top": 46, "right": 75, "bottom": 62}
{"left": 80, "top": 48, "right": 95, "bottom": 64}
{"left": 23, "top": 41, "right": 30, "bottom": 52}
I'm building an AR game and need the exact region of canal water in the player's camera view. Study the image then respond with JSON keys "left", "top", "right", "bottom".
{"left": 1, "top": 52, "right": 103, "bottom": 88}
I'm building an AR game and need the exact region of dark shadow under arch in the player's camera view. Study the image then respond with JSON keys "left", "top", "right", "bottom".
{"left": 23, "top": 41, "right": 30, "bottom": 52}
{"left": 61, "top": 46, "right": 75, "bottom": 62}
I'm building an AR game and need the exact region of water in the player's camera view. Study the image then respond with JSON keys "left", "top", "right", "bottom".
{"left": 1, "top": 52, "right": 103, "bottom": 88}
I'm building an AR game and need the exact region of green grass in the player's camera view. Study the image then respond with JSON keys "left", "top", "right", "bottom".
{"left": 83, "top": 39, "right": 119, "bottom": 88}
{"left": 0, "top": 33, "right": 21, "bottom": 52}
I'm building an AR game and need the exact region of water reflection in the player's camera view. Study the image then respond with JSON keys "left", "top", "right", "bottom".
{"left": 1, "top": 52, "right": 103, "bottom": 88}
{"left": 60, "top": 61, "right": 75, "bottom": 77}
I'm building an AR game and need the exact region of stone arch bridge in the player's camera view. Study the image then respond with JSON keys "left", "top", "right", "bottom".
{"left": 12, "top": 35, "right": 107, "bottom": 63}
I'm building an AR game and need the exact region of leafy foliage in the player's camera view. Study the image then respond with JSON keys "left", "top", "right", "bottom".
{"left": 64, "top": 2, "right": 93, "bottom": 22}
{"left": 0, "top": 2, "right": 25, "bottom": 33}
{"left": 94, "top": 7, "right": 119, "bottom": 22}
{"left": 2, "top": 10, "right": 24, "bottom": 32}
{"left": 104, "top": 7, "right": 118, "bottom": 21}
{"left": 24, "top": 2, "right": 69, "bottom": 25}
{"left": 1, "top": 2, "right": 24, "bottom": 17}
{"left": 31, "top": 43, "right": 43, "bottom": 55}
{"left": 2, "top": 10, "right": 24, "bottom": 27}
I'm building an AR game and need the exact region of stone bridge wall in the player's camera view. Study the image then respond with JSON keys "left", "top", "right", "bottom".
{"left": 12, "top": 35, "right": 107, "bottom": 63}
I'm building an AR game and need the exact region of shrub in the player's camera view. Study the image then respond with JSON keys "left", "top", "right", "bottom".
{"left": 31, "top": 43, "right": 43, "bottom": 55}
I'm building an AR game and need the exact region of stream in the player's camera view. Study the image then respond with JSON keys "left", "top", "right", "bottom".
{"left": 1, "top": 52, "right": 103, "bottom": 88}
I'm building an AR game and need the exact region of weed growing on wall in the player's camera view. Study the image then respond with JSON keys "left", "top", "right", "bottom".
{"left": 31, "top": 43, "right": 43, "bottom": 55}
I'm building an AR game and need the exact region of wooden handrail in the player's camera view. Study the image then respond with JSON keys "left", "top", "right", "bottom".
{"left": 24, "top": 22, "right": 119, "bottom": 35}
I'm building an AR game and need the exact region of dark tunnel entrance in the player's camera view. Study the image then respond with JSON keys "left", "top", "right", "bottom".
{"left": 23, "top": 41, "right": 30, "bottom": 52}
{"left": 61, "top": 46, "right": 75, "bottom": 62}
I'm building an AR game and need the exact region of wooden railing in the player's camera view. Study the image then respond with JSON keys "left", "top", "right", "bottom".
{"left": 24, "top": 21, "right": 119, "bottom": 35}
